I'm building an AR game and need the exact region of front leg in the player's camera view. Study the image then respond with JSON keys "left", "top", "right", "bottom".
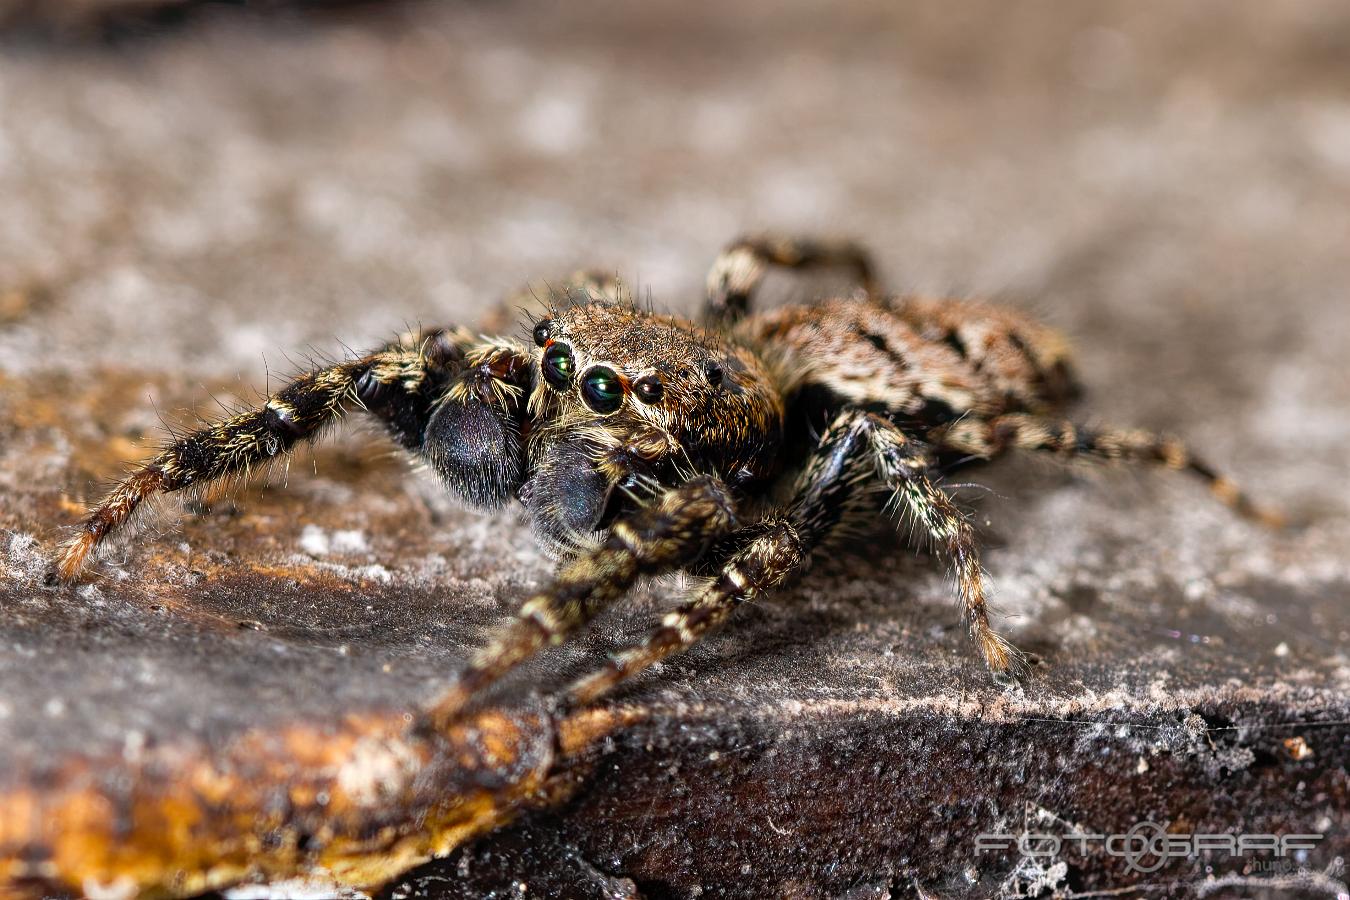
{"left": 426, "top": 475, "right": 737, "bottom": 726}
{"left": 58, "top": 327, "right": 535, "bottom": 581}
{"left": 57, "top": 328, "right": 468, "bottom": 581}
{"left": 564, "top": 518, "right": 806, "bottom": 707}
{"left": 563, "top": 407, "right": 942, "bottom": 707}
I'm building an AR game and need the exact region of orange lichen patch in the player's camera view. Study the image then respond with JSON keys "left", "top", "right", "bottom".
{"left": 1, "top": 370, "right": 160, "bottom": 439}
{"left": 556, "top": 705, "right": 649, "bottom": 757}
{"left": 1283, "top": 735, "right": 1314, "bottom": 761}
{"left": 0, "top": 287, "right": 34, "bottom": 324}
{"left": 0, "top": 272, "right": 58, "bottom": 325}
{"left": 70, "top": 553, "right": 378, "bottom": 631}
{"left": 0, "top": 705, "right": 566, "bottom": 899}
{"left": 0, "top": 368, "right": 395, "bottom": 487}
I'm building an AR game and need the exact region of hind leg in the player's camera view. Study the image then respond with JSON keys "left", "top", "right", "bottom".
{"left": 861, "top": 413, "right": 1024, "bottom": 677}
{"left": 941, "top": 413, "right": 1284, "bottom": 527}
{"left": 704, "top": 234, "right": 878, "bottom": 323}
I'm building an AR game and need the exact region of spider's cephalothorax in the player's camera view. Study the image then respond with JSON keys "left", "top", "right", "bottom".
{"left": 57, "top": 236, "right": 1283, "bottom": 720}
{"left": 518, "top": 302, "right": 784, "bottom": 556}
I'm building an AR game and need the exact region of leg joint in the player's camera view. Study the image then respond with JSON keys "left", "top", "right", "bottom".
{"left": 724, "top": 520, "right": 805, "bottom": 595}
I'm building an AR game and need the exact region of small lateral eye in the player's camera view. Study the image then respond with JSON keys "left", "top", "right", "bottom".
{"left": 633, "top": 375, "right": 664, "bottom": 405}
{"left": 532, "top": 319, "right": 552, "bottom": 347}
{"left": 581, "top": 366, "right": 624, "bottom": 414}
{"left": 542, "top": 342, "right": 575, "bottom": 389}
{"left": 702, "top": 360, "right": 724, "bottom": 388}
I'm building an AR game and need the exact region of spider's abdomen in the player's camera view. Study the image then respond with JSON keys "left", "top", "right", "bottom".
{"left": 738, "top": 296, "right": 1077, "bottom": 426}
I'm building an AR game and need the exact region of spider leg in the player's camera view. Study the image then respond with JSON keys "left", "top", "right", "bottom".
{"left": 940, "top": 413, "right": 1284, "bottom": 528}
{"left": 857, "top": 413, "right": 1023, "bottom": 677}
{"left": 57, "top": 327, "right": 524, "bottom": 580}
{"left": 426, "top": 475, "right": 737, "bottom": 726}
{"left": 564, "top": 518, "right": 805, "bottom": 708}
{"left": 565, "top": 408, "right": 1019, "bottom": 708}
{"left": 704, "top": 234, "right": 878, "bottom": 323}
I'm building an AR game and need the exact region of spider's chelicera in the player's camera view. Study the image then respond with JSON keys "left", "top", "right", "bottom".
{"left": 56, "top": 235, "right": 1282, "bottom": 719}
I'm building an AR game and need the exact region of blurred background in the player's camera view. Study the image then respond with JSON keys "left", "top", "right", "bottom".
{"left": 1, "top": 1, "right": 1348, "bottom": 469}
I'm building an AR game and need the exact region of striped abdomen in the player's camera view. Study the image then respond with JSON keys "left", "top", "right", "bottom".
{"left": 738, "top": 296, "right": 1077, "bottom": 424}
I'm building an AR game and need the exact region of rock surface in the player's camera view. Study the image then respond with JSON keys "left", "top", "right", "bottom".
{"left": 0, "top": 2, "right": 1348, "bottom": 897}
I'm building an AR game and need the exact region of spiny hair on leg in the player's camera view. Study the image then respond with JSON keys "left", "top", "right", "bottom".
{"left": 58, "top": 428, "right": 326, "bottom": 581}
{"left": 428, "top": 476, "right": 738, "bottom": 724}
{"left": 57, "top": 357, "right": 379, "bottom": 580}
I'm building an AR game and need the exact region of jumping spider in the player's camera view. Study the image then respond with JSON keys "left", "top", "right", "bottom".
{"left": 57, "top": 235, "right": 1280, "bottom": 716}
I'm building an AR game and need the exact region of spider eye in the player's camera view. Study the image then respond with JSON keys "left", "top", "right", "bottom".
{"left": 702, "top": 361, "right": 724, "bottom": 388}
{"left": 581, "top": 366, "right": 624, "bottom": 413}
{"left": 532, "top": 319, "right": 552, "bottom": 347}
{"left": 633, "top": 375, "right": 664, "bottom": 405}
{"left": 542, "top": 342, "right": 575, "bottom": 389}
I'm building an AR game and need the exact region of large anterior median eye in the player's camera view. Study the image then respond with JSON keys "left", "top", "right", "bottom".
{"left": 581, "top": 366, "right": 624, "bottom": 413}
{"left": 542, "top": 343, "right": 575, "bottom": 389}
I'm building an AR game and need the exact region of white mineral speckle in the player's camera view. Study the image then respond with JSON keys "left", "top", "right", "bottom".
{"left": 353, "top": 564, "right": 392, "bottom": 584}
{"left": 4, "top": 532, "right": 46, "bottom": 581}
{"left": 331, "top": 529, "right": 369, "bottom": 554}
{"left": 82, "top": 876, "right": 139, "bottom": 900}
{"left": 336, "top": 735, "right": 420, "bottom": 807}
{"left": 299, "top": 524, "right": 330, "bottom": 556}
{"left": 300, "top": 525, "right": 370, "bottom": 557}
{"left": 223, "top": 880, "right": 370, "bottom": 900}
